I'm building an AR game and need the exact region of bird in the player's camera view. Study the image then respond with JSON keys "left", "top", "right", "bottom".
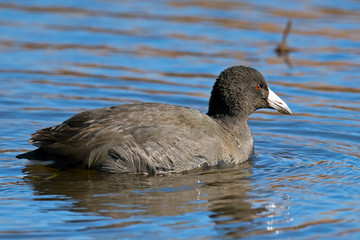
{"left": 17, "top": 66, "right": 292, "bottom": 174}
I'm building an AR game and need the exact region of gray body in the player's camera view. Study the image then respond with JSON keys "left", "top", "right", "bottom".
{"left": 29, "top": 103, "right": 253, "bottom": 174}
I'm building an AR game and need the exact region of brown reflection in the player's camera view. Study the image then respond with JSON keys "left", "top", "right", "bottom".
{"left": 258, "top": 129, "right": 360, "bottom": 160}
{"left": 159, "top": 71, "right": 216, "bottom": 79}
{"left": 122, "top": 76, "right": 209, "bottom": 89}
{"left": 293, "top": 28, "right": 360, "bottom": 41}
{"left": 269, "top": 9, "right": 319, "bottom": 19}
{"left": 0, "top": 2, "right": 279, "bottom": 35}
{"left": 311, "top": 104, "right": 360, "bottom": 113}
{"left": 18, "top": 40, "right": 227, "bottom": 60}
{"left": 0, "top": 3, "right": 98, "bottom": 16}
{"left": 267, "top": 56, "right": 360, "bottom": 70}
{"left": 0, "top": 67, "right": 210, "bottom": 89}
{"left": 0, "top": 40, "right": 125, "bottom": 56}
{"left": 2, "top": 1, "right": 360, "bottom": 42}
{"left": 304, "top": 46, "right": 360, "bottom": 55}
{"left": 0, "top": 3, "right": 258, "bottom": 32}
{"left": 20, "top": 42, "right": 121, "bottom": 53}
{"left": 168, "top": 33, "right": 228, "bottom": 44}
{"left": 22, "top": 161, "right": 270, "bottom": 237}
{"left": 41, "top": 23, "right": 230, "bottom": 45}
{"left": 23, "top": 95, "right": 140, "bottom": 105}
{"left": 73, "top": 63, "right": 146, "bottom": 74}
{"left": 170, "top": 0, "right": 248, "bottom": 10}
{"left": 335, "top": 228, "right": 360, "bottom": 238}
{"left": 31, "top": 79, "right": 209, "bottom": 98}
{"left": 270, "top": 80, "right": 360, "bottom": 94}
{"left": 270, "top": 6, "right": 360, "bottom": 20}
{"left": 50, "top": 25, "right": 144, "bottom": 37}
{"left": 0, "top": 149, "right": 23, "bottom": 154}
{"left": 281, "top": 111, "right": 359, "bottom": 124}
{"left": 137, "top": 46, "right": 244, "bottom": 59}
{"left": 73, "top": 62, "right": 217, "bottom": 79}
{"left": 318, "top": 7, "right": 360, "bottom": 18}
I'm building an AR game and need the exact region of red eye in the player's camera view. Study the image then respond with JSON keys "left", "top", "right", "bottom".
{"left": 256, "top": 84, "right": 262, "bottom": 90}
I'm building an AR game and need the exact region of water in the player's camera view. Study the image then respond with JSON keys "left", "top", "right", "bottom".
{"left": 1, "top": 0, "right": 359, "bottom": 239}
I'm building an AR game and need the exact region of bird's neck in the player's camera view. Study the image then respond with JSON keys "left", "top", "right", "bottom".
{"left": 209, "top": 114, "right": 250, "bottom": 134}
{"left": 210, "top": 114, "right": 254, "bottom": 158}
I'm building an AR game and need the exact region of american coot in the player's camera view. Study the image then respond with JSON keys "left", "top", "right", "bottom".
{"left": 17, "top": 66, "right": 292, "bottom": 174}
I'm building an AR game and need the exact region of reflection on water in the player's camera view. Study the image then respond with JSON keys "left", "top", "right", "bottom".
{"left": 23, "top": 162, "right": 259, "bottom": 238}
{"left": 0, "top": 0, "right": 360, "bottom": 239}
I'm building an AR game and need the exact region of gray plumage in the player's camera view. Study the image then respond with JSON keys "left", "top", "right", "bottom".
{"left": 17, "top": 66, "right": 291, "bottom": 174}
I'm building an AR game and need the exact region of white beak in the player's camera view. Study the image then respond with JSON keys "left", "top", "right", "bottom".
{"left": 267, "top": 87, "right": 292, "bottom": 115}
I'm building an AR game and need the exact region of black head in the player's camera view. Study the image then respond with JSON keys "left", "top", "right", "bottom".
{"left": 207, "top": 66, "right": 291, "bottom": 119}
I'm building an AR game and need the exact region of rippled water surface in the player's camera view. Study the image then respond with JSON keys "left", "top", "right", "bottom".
{"left": 1, "top": 0, "right": 360, "bottom": 239}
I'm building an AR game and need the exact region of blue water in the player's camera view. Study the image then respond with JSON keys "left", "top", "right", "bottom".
{"left": 1, "top": 0, "right": 359, "bottom": 239}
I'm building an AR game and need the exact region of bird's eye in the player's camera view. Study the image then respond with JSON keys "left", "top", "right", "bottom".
{"left": 256, "top": 84, "right": 262, "bottom": 90}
